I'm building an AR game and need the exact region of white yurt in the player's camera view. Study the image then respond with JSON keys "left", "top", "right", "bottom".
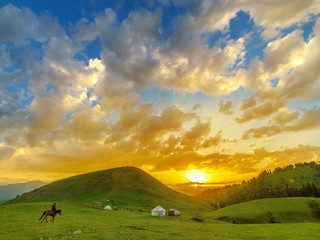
{"left": 104, "top": 205, "right": 112, "bottom": 210}
{"left": 151, "top": 206, "right": 166, "bottom": 216}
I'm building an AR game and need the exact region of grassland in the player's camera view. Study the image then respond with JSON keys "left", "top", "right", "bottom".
{"left": 1, "top": 200, "right": 320, "bottom": 240}
{"left": 3, "top": 166, "right": 320, "bottom": 239}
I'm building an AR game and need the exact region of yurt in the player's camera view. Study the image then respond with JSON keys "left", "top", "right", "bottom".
{"left": 168, "top": 209, "right": 180, "bottom": 216}
{"left": 151, "top": 206, "right": 166, "bottom": 216}
{"left": 104, "top": 205, "right": 112, "bottom": 210}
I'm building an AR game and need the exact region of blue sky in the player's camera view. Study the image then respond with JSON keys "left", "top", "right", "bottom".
{"left": 0, "top": 0, "right": 320, "bottom": 185}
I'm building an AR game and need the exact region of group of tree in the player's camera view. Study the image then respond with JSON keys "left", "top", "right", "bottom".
{"left": 198, "top": 161, "right": 320, "bottom": 209}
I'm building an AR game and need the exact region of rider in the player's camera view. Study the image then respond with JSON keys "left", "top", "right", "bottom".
{"left": 51, "top": 202, "right": 57, "bottom": 215}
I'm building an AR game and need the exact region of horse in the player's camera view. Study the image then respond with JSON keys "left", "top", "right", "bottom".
{"left": 38, "top": 209, "right": 62, "bottom": 223}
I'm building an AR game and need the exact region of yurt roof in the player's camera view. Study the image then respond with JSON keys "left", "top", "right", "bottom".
{"left": 152, "top": 206, "right": 165, "bottom": 211}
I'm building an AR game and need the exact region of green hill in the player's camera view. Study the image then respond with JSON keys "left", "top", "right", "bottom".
{"left": 6, "top": 166, "right": 204, "bottom": 210}
{"left": 205, "top": 197, "right": 320, "bottom": 224}
{"left": 197, "top": 162, "right": 320, "bottom": 206}
{"left": 0, "top": 181, "right": 46, "bottom": 204}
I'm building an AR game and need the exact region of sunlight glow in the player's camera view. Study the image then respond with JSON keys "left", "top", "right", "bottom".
{"left": 187, "top": 169, "right": 207, "bottom": 183}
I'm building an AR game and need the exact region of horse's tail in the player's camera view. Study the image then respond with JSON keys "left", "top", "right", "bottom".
{"left": 39, "top": 211, "right": 46, "bottom": 220}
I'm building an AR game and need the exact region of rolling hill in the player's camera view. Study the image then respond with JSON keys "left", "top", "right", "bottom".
{"left": 0, "top": 181, "right": 46, "bottom": 204}
{"left": 6, "top": 166, "right": 204, "bottom": 210}
{"left": 205, "top": 197, "right": 320, "bottom": 224}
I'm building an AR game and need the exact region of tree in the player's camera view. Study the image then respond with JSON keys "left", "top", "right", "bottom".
{"left": 306, "top": 200, "right": 320, "bottom": 219}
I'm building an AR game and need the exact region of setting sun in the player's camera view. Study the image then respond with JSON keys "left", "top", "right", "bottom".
{"left": 187, "top": 170, "right": 207, "bottom": 183}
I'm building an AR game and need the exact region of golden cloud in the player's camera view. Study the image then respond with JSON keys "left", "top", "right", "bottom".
{"left": 242, "top": 108, "right": 320, "bottom": 139}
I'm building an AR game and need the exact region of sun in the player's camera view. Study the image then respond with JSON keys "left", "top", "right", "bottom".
{"left": 187, "top": 169, "right": 207, "bottom": 183}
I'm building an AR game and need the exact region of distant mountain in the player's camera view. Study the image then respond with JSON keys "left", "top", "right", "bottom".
{"left": 0, "top": 181, "right": 46, "bottom": 204}
{"left": 197, "top": 162, "right": 320, "bottom": 207}
{"left": 7, "top": 167, "right": 204, "bottom": 210}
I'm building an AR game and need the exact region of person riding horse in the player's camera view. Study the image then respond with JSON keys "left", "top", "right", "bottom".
{"left": 39, "top": 203, "right": 62, "bottom": 223}
{"left": 51, "top": 202, "right": 57, "bottom": 215}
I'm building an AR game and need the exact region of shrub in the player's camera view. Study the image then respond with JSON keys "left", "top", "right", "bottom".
{"left": 217, "top": 216, "right": 241, "bottom": 224}
{"left": 264, "top": 210, "right": 281, "bottom": 223}
{"left": 306, "top": 200, "right": 320, "bottom": 218}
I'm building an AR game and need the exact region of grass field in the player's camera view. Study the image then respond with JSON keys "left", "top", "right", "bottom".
{"left": 1, "top": 201, "right": 320, "bottom": 240}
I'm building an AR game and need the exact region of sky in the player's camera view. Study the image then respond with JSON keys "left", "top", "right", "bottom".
{"left": 0, "top": 0, "right": 320, "bottom": 188}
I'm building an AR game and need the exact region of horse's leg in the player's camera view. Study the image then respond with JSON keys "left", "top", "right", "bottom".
{"left": 41, "top": 215, "right": 46, "bottom": 223}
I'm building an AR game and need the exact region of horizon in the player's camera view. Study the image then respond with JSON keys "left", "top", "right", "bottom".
{"left": 0, "top": 1, "right": 320, "bottom": 187}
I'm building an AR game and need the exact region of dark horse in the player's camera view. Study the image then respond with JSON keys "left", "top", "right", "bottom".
{"left": 39, "top": 209, "right": 62, "bottom": 223}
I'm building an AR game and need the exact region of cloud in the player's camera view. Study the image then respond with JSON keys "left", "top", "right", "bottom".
{"left": 159, "top": 38, "right": 246, "bottom": 95}
{"left": 263, "top": 30, "right": 306, "bottom": 75}
{"left": 0, "top": 45, "right": 11, "bottom": 68}
{"left": 192, "top": 104, "right": 201, "bottom": 111}
{"left": 180, "top": 121, "right": 212, "bottom": 151}
{"left": 0, "top": 146, "right": 15, "bottom": 161}
{"left": 133, "top": 105, "right": 195, "bottom": 144}
{"left": 172, "top": 0, "right": 319, "bottom": 39}
{"left": 72, "top": 1, "right": 320, "bottom": 99}
{"left": 0, "top": 2, "right": 320, "bottom": 184}
{"left": 104, "top": 103, "right": 153, "bottom": 144}
{"left": 239, "top": 96, "right": 257, "bottom": 110}
{"left": 201, "top": 130, "right": 228, "bottom": 148}
{"left": 236, "top": 21, "right": 320, "bottom": 123}
{"left": 62, "top": 105, "right": 108, "bottom": 144}
{"left": 0, "top": 4, "right": 63, "bottom": 45}
{"left": 152, "top": 144, "right": 320, "bottom": 173}
{"left": 218, "top": 100, "right": 234, "bottom": 115}
{"left": 271, "top": 109, "right": 299, "bottom": 125}
{"left": 242, "top": 108, "right": 320, "bottom": 139}
{"left": 235, "top": 98, "right": 286, "bottom": 123}
{"left": 0, "top": 4, "right": 39, "bottom": 44}
{"left": 75, "top": 8, "right": 162, "bottom": 86}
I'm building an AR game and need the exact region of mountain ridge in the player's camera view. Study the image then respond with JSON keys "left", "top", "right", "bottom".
{"left": 0, "top": 181, "right": 46, "bottom": 204}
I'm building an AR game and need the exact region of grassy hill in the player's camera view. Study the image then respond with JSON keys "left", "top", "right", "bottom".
{"left": 0, "top": 181, "right": 46, "bottom": 204}
{"left": 205, "top": 197, "right": 320, "bottom": 224}
{"left": 1, "top": 202, "right": 320, "bottom": 240}
{"left": 197, "top": 162, "right": 320, "bottom": 206}
{"left": 6, "top": 166, "right": 204, "bottom": 210}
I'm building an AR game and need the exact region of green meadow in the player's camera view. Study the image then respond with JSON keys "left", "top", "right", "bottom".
{"left": 1, "top": 200, "right": 320, "bottom": 240}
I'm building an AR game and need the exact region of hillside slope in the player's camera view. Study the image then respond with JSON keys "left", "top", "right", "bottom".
{"left": 7, "top": 167, "right": 204, "bottom": 210}
{"left": 205, "top": 197, "right": 320, "bottom": 224}
{"left": 0, "top": 181, "right": 46, "bottom": 204}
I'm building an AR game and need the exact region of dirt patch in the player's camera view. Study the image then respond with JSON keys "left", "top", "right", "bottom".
{"left": 123, "top": 225, "right": 163, "bottom": 233}
{"left": 62, "top": 202, "right": 104, "bottom": 210}
{"left": 125, "top": 226, "right": 147, "bottom": 231}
